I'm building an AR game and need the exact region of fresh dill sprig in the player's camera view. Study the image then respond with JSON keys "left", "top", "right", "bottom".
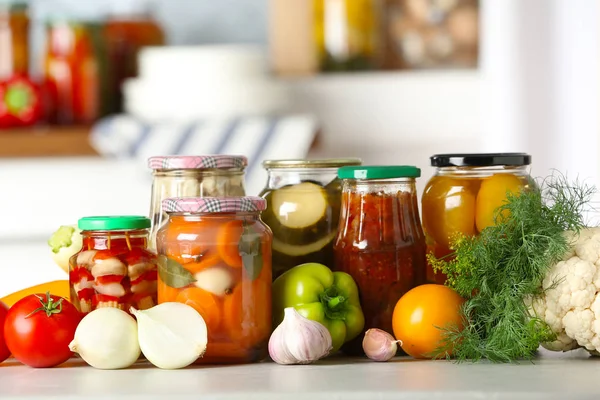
{"left": 429, "top": 173, "right": 596, "bottom": 363}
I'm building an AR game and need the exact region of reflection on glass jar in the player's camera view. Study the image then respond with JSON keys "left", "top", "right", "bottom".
{"left": 69, "top": 216, "right": 158, "bottom": 315}
{"left": 334, "top": 165, "right": 427, "bottom": 355}
{"left": 260, "top": 158, "right": 362, "bottom": 280}
{"left": 156, "top": 196, "right": 272, "bottom": 364}
{"left": 147, "top": 155, "right": 247, "bottom": 251}
{"left": 422, "top": 153, "right": 532, "bottom": 284}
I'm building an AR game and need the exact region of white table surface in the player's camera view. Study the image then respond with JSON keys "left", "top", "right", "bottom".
{"left": 0, "top": 349, "right": 598, "bottom": 400}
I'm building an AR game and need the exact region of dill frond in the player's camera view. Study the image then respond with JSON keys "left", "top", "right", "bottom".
{"left": 431, "top": 173, "right": 596, "bottom": 363}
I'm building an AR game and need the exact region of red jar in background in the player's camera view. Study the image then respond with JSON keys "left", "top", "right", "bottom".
{"left": 69, "top": 216, "right": 158, "bottom": 315}
{"left": 0, "top": 2, "right": 29, "bottom": 80}
{"left": 103, "top": 2, "right": 165, "bottom": 114}
{"left": 333, "top": 165, "right": 427, "bottom": 355}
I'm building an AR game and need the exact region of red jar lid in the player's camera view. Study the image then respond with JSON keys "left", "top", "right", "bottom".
{"left": 162, "top": 196, "right": 266, "bottom": 213}
{"left": 148, "top": 155, "right": 248, "bottom": 170}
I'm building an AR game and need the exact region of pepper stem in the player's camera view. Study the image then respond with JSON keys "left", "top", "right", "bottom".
{"left": 26, "top": 292, "right": 64, "bottom": 318}
{"left": 327, "top": 295, "right": 345, "bottom": 309}
{"left": 320, "top": 287, "right": 348, "bottom": 320}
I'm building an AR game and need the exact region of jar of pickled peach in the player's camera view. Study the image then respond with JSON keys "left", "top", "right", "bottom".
{"left": 69, "top": 216, "right": 158, "bottom": 315}
{"left": 422, "top": 153, "right": 532, "bottom": 284}
{"left": 156, "top": 196, "right": 272, "bottom": 364}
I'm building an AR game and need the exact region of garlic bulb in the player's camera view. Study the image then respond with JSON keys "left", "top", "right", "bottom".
{"left": 131, "top": 302, "right": 208, "bottom": 369}
{"left": 69, "top": 308, "right": 140, "bottom": 369}
{"left": 362, "top": 328, "right": 401, "bottom": 362}
{"left": 268, "top": 307, "right": 332, "bottom": 365}
{"left": 194, "top": 267, "right": 233, "bottom": 296}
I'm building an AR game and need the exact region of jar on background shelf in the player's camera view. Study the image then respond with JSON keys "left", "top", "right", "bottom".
{"left": 69, "top": 216, "right": 158, "bottom": 315}
{"left": 104, "top": 0, "right": 165, "bottom": 114}
{"left": 147, "top": 155, "right": 247, "bottom": 251}
{"left": 156, "top": 196, "right": 272, "bottom": 364}
{"left": 260, "top": 158, "right": 362, "bottom": 280}
{"left": 421, "top": 153, "right": 532, "bottom": 284}
{"left": 334, "top": 165, "right": 427, "bottom": 355}
{"left": 0, "top": 2, "right": 29, "bottom": 80}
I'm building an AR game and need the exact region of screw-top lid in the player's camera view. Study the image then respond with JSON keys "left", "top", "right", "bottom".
{"left": 162, "top": 196, "right": 266, "bottom": 213}
{"left": 263, "top": 158, "right": 362, "bottom": 169}
{"left": 78, "top": 216, "right": 151, "bottom": 231}
{"left": 430, "top": 153, "right": 532, "bottom": 167}
{"left": 148, "top": 155, "right": 248, "bottom": 170}
{"left": 338, "top": 166, "right": 421, "bottom": 180}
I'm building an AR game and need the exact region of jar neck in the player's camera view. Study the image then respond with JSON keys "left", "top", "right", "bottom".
{"left": 152, "top": 169, "right": 245, "bottom": 178}
{"left": 435, "top": 165, "right": 530, "bottom": 177}
{"left": 167, "top": 212, "right": 261, "bottom": 223}
{"left": 342, "top": 177, "right": 418, "bottom": 194}
{"left": 265, "top": 167, "right": 339, "bottom": 189}
{"left": 81, "top": 229, "right": 149, "bottom": 251}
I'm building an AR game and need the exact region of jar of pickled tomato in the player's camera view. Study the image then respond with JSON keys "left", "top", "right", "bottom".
{"left": 422, "top": 153, "right": 532, "bottom": 284}
{"left": 260, "top": 158, "right": 362, "bottom": 280}
{"left": 156, "top": 196, "right": 272, "bottom": 364}
{"left": 69, "top": 216, "right": 158, "bottom": 315}
{"left": 148, "top": 155, "right": 247, "bottom": 251}
{"left": 334, "top": 166, "right": 427, "bottom": 355}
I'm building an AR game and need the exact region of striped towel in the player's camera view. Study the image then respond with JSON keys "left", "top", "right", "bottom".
{"left": 89, "top": 114, "right": 320, "bottom": 195}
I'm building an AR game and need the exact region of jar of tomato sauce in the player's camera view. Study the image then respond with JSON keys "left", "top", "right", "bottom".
{"left": 148, "top": 155, "right": 247, "bottom": 251}
{"left": 156, "top": 196, "right": 272, "bottom": 364}
{"left": 334, "top": 166, "right": 427, "bottom": 355}
{"left": 422, "top": 153, "right": 532, "bottom": 284}
{"left": 69, "top": 216, "right": 158, "bottom": 315}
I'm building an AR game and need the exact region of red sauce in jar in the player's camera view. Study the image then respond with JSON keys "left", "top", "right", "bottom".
{"left": 334, "top": 181, "right": 427, "bottom": 355}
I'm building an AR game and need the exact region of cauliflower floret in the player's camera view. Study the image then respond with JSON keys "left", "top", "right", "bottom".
{"left": 535, "top": 227, "right": 600, "bottom": 352}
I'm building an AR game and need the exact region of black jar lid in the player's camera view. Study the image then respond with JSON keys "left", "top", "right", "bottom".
{"left": 430, "top": 153, "right": 532, "bottom": 168}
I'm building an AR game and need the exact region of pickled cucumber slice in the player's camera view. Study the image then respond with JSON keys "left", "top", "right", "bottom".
{"left": 272, "top": 231, "right": 338, "bottom": 257}
{"left": 272, "top": 181, "right": 328, "bottom": 229}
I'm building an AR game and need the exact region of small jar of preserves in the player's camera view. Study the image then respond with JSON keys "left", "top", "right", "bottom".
{"left": 422, "top": 153, "right": 532, "bottom": 284}
{"left": 260, "top": 158, "right": 362, "bottom": 280}
{"left": 69, "top": 216, "right": 158, "bottom": 315}
{"left": 334, "top": 166, "right": 427, "bottom": 355}
{"left": 148, "top": 155, "right": 247, "bottom": 250}
{"left": 156, "top": 196, "right": 272, "bottom": 364}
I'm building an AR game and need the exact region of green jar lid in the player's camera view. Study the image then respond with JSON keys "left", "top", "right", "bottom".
{"left": 338, "top": 166, "right": 421, "bottom": 180}
{"left": 78, "top": 216, "right": 151, "bottom": 231}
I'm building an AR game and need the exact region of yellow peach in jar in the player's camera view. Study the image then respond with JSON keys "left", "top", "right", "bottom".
{"left": 475, "top": 173, "right": 524, "bottom": 232}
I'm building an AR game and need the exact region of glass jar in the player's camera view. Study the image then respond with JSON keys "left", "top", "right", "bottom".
{"left": 334, "top": 166, "right": 427, "bottom": 355}
{"left": 0, "top": 2, "right": 29, "bottom": 80}
{"left": 69, "top": 216, "right": 158, "bottom": 315}
{"left": 260, "top": 158, "right": 362, "bottom": 280}
{"left": 422, "top": 153, "right": 532, "bottom": 284}
{"left": 156, "top": 196, "right": 272, "bottom": 364}
{"left": 148, "top": 155, "right": 247, "bottom": 250}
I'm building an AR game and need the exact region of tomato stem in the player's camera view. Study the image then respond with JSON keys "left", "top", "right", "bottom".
{"left": 26, "top": 291, "right": 64, "bottom": 318}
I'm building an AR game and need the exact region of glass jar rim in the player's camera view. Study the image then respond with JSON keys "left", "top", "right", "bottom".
{"left": 263, "top": 158, "right": 362, "bottom": 169}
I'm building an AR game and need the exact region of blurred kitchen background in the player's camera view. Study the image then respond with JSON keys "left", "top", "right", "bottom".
{"left": 0, "top": 0, "right": 598, "bottom": 290}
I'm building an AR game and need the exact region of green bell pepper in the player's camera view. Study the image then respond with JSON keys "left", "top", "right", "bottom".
{"left": 272, "top": 263, "right": 365, "bottom": 353}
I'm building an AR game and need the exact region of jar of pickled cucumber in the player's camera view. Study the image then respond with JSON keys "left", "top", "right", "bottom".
{"left": 148, "top": 155, "right": 247, "bottom": 250}
{"left": 260, "top": 158, "right": 362, "bottom": 280}
{"left": 422, "top": 153, "right": 532, "bottom": 284}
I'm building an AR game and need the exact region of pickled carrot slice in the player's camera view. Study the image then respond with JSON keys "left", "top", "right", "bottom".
{"left": 223, "top": 279, "right": 271, "bottom": 347}
{"left": 176, "top": 287, "right": 222, "bottom": 336}
{"left": 216, "top": 220, "right": 244, "bottom": 268}
{"left": 157, "top": 275, "right": 179, "bottom": 303}
{"left": 184, "top": 252, "right": 222, "bottom": 274}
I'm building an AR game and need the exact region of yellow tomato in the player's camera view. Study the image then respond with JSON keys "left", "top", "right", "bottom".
{"left": 475, "top": 174, "right": 524, "bottom": 232}
{"left": 392, "top": 284, "right": 465, "bottom": 359}
{"left": 421, "top": 176, "right": 478, "bottom": 248}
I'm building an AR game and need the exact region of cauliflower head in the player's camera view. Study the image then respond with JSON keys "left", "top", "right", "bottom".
{"left": 532, "top": 227, "right": 600, "bottom": 352}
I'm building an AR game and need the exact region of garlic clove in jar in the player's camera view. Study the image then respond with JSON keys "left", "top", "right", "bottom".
{"left": 362, "top": 328, "right": 401, "bottom": 362}
{"left": 268, "top": 307, "right": 333, "bottom": 365}
{"left": 69, "top": 308, "right": 140, "bottom": 370}
{"left": 131, "top": 302, "right": 208, "bottom": 369}
{"left": 194, "top": 267, "right": 233, "bottom": 297}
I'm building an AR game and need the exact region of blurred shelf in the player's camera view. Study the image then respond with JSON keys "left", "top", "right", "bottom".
{"left": 0, "top": 126, "right": 99, "bottom": 158}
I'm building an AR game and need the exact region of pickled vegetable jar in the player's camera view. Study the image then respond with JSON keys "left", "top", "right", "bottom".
{"left": 422, "top": 153, "right": 532, "bottom": 284}
{"left": 334, "top": 166, "right": 427, "bottom": 355}
{"left": 260, "top": 158, "right": 362, "bottom": 280}
{"left": 156, "top": 196, "right": 272, "bottom": 364}
{"left": 69, "top": 216, "right": 158, "bottom": 315}
{"left": 148, "top": 155, "right": 247, "bottom": 250}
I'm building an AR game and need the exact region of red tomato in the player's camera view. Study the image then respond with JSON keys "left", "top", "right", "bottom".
{"left": 4, "top": 293, "right": 81, "bottom": 368}
{"left": 0, "top": 302, "right": 10, "bottom": 363}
